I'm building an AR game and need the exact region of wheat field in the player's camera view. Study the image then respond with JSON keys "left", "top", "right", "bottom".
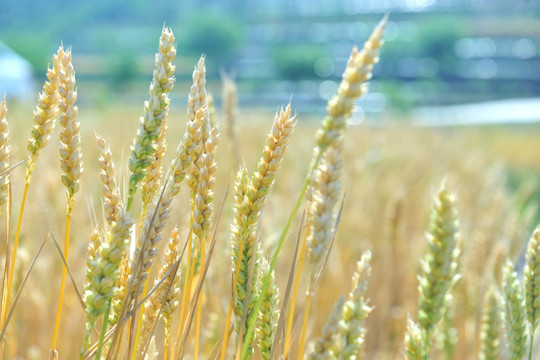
{"left": 0, "top": 18, "right": 539, "bottom": 360}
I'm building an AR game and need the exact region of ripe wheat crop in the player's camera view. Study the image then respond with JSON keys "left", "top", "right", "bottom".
{"left": 0, "top": 16, "right": 539, "bottom": 360}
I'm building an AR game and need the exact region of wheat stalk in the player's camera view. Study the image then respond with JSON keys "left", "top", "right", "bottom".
{"left": 52, "top": 47, "right": 83, "bottom": 350}
{"left": 3, "top": 47, "right": 63, "bottom": 327}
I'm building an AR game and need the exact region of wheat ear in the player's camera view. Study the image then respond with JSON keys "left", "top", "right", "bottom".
{"left": 405, "top": 319, "right": 429, "bottom": 360}
{"left": 478, "top": 288, "right": 501, "bottom": 360}
{"left": 308, "top": 296, "right": 345, "bottom": 359}
{"left": 51, "top": 46, "right": 83, "bottom": 351}
{"left": 162, "top": 228, "right": 182, "bottom": 358}
{"left": 96, "top": 134, "right": 121, "bottom": 226}
{"left": 502, "top": 260, "right": 527, "bottom": 360}
{"left": 417, "top": 181, "right": 460, "bottom": 341}
{"left": 127, "top": 26, "right": 175, "bottom": 210}
{"left": 337, "top": 250, "right": 373, "bottom": 359}
{"left": 138, "top": 227, "right": 181, "bottom": 358}
{"left": 168, "top": 56, "right": 208, "bottom": 196}
{"left": 314, "top": 15, "right": 387, "bottom": 157}
{"left": 109, "top": 253, "right": 130, "bottom": 327}
{"left": 3, "top": 47, "right": 63, "bottom": 326}
{"left": 524, "top": 227, "right": 540, "bottom": 360}
{"left": 231, "top": 104, "right": 295, "bottom": 357}
{"left": 141, "top": 118, "right": 167, "bottom": 215}
{"left": 255, "top": 256, "right": 279, "bottom": 360}
{"left": 82, "top": 208, "right": 134, "bottom": 353}
{"left": 129, "top": 181, "right": 174, "bottom": 301}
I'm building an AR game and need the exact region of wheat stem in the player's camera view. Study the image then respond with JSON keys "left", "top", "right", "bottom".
{"left": 51, "top": 212, "right": 72, "bottom": 349}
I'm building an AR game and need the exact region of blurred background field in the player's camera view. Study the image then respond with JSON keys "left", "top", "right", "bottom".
{"left": 1, "top": 0, "right": 540, "bottom": 359}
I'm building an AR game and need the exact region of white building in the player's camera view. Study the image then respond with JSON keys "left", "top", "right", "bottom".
{"left": 0, "top": 42, "right": 35, "bottom": 99}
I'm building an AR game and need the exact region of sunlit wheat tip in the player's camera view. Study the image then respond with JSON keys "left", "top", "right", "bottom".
{"left": 26, "top": 47, "right": 63, "bottom": 180}
{"left": 56, "top": 47, "right": 82, "bottom": 209}
{"left": 96, "top": 133, "right": 121, "bottom": 226}
{"left": 128, "top": 26, "right": 176, "bottom": 207}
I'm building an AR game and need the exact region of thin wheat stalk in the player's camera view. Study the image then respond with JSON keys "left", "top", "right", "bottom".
{"left": 127, "top": 26, "right": 175, "bottom": 210}
{"left": 3, "top": 47, "right": 63, "bottom": 328}
{"left": 52, "top": 47, "right": 83, "bottom": 351}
